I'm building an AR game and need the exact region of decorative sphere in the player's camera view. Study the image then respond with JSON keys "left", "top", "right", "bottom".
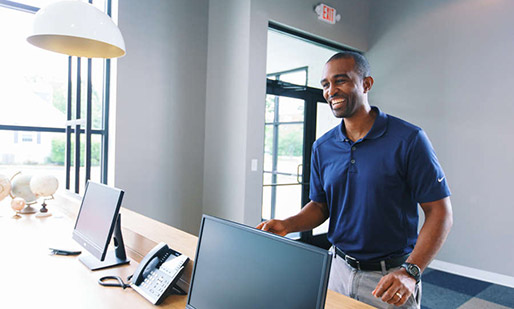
{"left": 11, "top": 197, "right": 26, "bottom": 211}
{"left": 11, "top": 174, "right": 37, "bottom": 203}
{"left": 30, "top": 175, "right": 59, "bottom": 197}
{"left": 0, "top": 174, "right": 11, "bottom": 201}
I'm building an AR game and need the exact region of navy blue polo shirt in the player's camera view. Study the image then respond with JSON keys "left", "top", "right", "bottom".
{"left": 309, "top": 106, "right": 451, "bottom": 261}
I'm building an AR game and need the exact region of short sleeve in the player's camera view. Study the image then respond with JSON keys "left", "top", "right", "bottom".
{"left": 309, "top": 144, "right": 327, "bottom": 203}
{"left": 405, "top": 130, "right": 451, "bottom": 203}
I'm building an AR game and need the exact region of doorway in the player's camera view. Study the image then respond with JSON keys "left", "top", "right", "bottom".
{"left": 262, "top": 24, "right": 353, "bottom": 249}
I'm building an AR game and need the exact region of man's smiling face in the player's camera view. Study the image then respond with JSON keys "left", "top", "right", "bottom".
{"left": 320, "top": 57, "right": 368, "bottom": 119}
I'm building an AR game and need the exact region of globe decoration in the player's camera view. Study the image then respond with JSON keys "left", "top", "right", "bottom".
{"left": 30, "top": 175, "right": 59, "bottom": 217}
{"left": 11, "top": 197, "right": 26, "bottom": 219}
{"left": 30, "top": 175, "right": 58, "bottom": 197}
{"left": 0, "top": 174, "right": 11, "bottom": 201}
{"left": 11, "top": 197, "right": 26, "bottom": 211}
{"left": 10, "top": 172, "right": 37, "bottom": 214}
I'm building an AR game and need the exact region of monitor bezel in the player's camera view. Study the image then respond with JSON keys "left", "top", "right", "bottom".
{"left": 72, "top": 181, "right": 124, "bottom": 262}
{"left": 186, "top": 215, "right": 332, "bottom": 309}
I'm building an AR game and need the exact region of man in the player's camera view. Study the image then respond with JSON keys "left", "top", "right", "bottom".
{"left": 257, "top": 52, "right": 453, "bottom": 308}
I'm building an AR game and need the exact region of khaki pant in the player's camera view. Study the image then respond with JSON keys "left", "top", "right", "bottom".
{"left": 328, "top": 247, "right": 421, "bottom": 309}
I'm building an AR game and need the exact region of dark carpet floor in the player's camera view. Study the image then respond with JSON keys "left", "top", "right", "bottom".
{"left": 421, "top": 269, "right": 514, "bottom": 309}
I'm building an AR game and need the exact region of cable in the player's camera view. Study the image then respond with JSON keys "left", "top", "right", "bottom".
{"left": 98, "top": 275, "right": 132, "bottom": 289}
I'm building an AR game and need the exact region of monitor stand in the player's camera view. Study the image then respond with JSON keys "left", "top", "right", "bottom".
{"left": 79, "top": 215, "right": 130, "bottom": 271}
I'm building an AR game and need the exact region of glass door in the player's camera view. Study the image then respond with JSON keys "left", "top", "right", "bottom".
{"left": 263, "top": 78, "right": 328, "bottom": 247}
{"left": 262, "top": 94, "right": 305, "bottom": 230}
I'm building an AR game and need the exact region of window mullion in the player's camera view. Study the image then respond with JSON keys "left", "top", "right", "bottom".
{"left": 100, "top": 0, "right": 113, "bottom": 185}
{"left": 101, "top": 59, "right": 110, "bottom": 184}
{"left": 74, "top": 57, "right": 81, "bottom": 193}
{"left": 65, "top": 56, "right": 73, "bottom": 190}
{"left": 85, "top": 58, "right": 92, "bottom": 182}
{"left": 270, "top": 94, "right": 280, "bottom": 219}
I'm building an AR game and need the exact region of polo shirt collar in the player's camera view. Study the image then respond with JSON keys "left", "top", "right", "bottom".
{"left": 336, "top": 106, "right": 388, "bottom": 142}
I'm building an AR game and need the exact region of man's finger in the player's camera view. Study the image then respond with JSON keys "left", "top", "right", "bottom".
{"left": 389, "top": 291, "right": 402, "bottom": 305}
{"left": 382, "top": 288, "right": 399, "bottom": 304}
{"left": 381, "top": 282, "right": 403, "bottom": 304}
{"left": 394, "top": 290, "right": 411, "bottom": 306}
{"left": 261, "top": 222, "right": 272, "bottom": 232}
{"left": 372, "top": 276, "right": 392, "bottom": 298}
{"left": 257, "top": 220, "right": 273, "bottom": 231}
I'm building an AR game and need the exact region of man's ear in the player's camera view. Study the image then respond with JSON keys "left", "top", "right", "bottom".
{"left": 363, "top": 76, "right": 374, "bottom": 93}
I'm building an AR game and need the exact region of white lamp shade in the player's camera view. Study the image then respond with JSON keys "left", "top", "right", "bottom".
{"left": 27, "top": 1, "right": 125, "bottom": 58}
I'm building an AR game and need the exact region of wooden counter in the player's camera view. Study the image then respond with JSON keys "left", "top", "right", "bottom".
{"left": 0, "top": 194, "right": 373, "bottom": 309}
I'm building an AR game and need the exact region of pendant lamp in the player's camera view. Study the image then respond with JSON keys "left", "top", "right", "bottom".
{"left": 27, "top": 1, "right": 125, "bottom": 58}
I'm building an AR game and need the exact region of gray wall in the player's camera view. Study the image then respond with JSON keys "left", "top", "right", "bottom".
{"left": 116, "top": 0, "right": 208, "bottom": 234}
{"left": 202, "top": 0, "right": 252, "bottom": 223}
{"left": 366, "top": 0, "right": 514, "bottom": 277}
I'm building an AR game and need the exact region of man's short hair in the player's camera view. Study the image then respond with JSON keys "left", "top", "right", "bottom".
{"left": 327, "top": 51, "right": 370, "bottom": 79}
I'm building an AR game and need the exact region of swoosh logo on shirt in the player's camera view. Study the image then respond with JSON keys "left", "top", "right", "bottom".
{"left": 438, "top": 176, "right": 445, "bottom": 183}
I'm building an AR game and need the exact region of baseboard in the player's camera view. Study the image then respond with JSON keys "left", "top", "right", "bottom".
{"left": 428, "top": 259, "right": 514, "bottom": 288}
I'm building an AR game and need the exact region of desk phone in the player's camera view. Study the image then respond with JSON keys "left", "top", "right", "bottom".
{"left": 131, "top": 242, "right": 189, "bottom": 305}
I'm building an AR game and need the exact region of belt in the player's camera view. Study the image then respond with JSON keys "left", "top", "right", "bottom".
{"left": 335, "top": 247, "right": 409, "bottom": 271}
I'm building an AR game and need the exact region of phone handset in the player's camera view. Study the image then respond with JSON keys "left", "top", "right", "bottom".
{"left": 131, "top": 242, "right": 189, "bottom": 305}
{"left": 132, "top": 242, "right": 170, "bottom": 285}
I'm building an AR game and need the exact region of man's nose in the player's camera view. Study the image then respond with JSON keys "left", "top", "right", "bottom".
{"left": 327, "top": 84, "right": 338, "bottom": 97}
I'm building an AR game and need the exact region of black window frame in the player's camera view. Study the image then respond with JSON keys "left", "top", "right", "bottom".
{"left": 0, "top": 0, "right": 113, "bottom": 193}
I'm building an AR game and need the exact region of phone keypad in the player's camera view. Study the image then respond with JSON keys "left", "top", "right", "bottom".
{"left": 141, "top": 270, "right": 171, "bottom": 298}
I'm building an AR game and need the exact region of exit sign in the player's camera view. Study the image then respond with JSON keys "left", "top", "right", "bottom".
{"left": 314, "top": 3, "right": 341, "bottom": 24}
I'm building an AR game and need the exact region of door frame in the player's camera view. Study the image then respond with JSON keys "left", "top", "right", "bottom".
{"left": 265, "top": 78, "right": 332, "bottom": 249}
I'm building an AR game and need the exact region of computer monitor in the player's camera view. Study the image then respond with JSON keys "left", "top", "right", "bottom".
{"left": 72, "top": 181, "right": 129, "bottom": 271}
{"left": 186, "top": 215, "right": 332, "bottom": 309}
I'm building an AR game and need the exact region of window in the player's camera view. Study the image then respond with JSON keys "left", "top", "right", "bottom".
{"left": 0, "top": 0, "right": 113, "bottom": 194}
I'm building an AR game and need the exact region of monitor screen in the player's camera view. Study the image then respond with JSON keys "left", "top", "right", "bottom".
{"left": 73, "top": 181, "right": 128, "bottom": 270}
{"left": 186, "top": 215, "right": 332, "bottom": 309}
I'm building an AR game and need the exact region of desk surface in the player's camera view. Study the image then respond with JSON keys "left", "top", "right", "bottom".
{"left": 0, "top": 196, "right": 374, "bottom": 309}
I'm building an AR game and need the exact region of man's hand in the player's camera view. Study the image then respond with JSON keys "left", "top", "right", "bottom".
{"left": 256, "top": 201, "right": 329, "bottom": 237}
{"left": 256, "top": 219, "right": 289, "bottom": 236}
{"left": 372, "top": 268, "right": 416, "bottom": 306}
{"left": 369, "top": 197, "right": 451, "bottom": 307}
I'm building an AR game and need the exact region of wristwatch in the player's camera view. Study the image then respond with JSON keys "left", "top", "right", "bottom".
{"left": 401, "top": 263, "right": 421, "bottom": 283}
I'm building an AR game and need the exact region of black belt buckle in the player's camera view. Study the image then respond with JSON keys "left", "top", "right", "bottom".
{"left": 344, "top": 254, "right": 361, "bottom": 270}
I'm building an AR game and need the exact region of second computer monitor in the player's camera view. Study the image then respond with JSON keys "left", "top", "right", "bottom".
{"left": 186, "top": 215, "right": 332, "bottom": 309}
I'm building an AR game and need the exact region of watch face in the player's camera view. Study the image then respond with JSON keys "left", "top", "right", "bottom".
{"left": 408, "top": 264, "right": 420, "bottom": 276}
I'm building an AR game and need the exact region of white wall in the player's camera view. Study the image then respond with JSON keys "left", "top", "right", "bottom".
{"left": 203, "top": 0, "right": 370, "bottom": 227}
{"left": 116, "top": 0, "right": 209, "bottom": 234}
{"left": 366, "top": 0, "right": 514, "bottom": 277}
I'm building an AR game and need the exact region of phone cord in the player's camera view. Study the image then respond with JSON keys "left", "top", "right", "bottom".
{"left": 98, "top": 275, "right": 133, "bottom": 289}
